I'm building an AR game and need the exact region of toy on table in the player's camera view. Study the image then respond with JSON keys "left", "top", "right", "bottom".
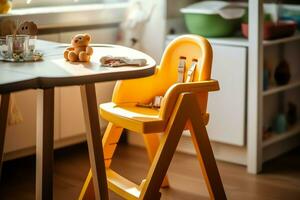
{"left": 64, "top": 33, "right": 93, "bottom": 62}
{"left": 0, "top": 0, "right": 12, "bottom": 14}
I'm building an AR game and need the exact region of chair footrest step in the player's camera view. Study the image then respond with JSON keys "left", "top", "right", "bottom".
{"left": 106, "top": 169, "right": 141, "bottom": 200}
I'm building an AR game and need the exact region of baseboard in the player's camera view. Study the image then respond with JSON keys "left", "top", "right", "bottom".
{"left": 3, "top": 134, "right": 87, "bottom": 161}
{"left": 128, "top": 130, "right": 247, "bottom": 166}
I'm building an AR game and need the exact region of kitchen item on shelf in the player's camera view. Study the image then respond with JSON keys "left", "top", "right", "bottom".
{"left": 280, "top": 5, "right": 300, "bottom": 29}
{"left": 263, "top": 126, "right": 272, "bottom": 141}
{"left": 287, "top": 102, "right": 298, "bottom": 126}
{"left": 272, "top": 113, "right": 287, "bottom": 133}
{"left": 274, "top": 59, "right": 291, "bottom": 86}
{"left": 263, "top": 67, "right": 270, "bottom": 90}
{"left": 241, "top": 20, "right": 297, "bottom": 40}
{"left": 180, "top": 1, "right": 246, "bottom": 37}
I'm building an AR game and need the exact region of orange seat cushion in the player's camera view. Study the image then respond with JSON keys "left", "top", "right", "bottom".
{"left": 100, "top": 102, "right": 166, "bottom": 134}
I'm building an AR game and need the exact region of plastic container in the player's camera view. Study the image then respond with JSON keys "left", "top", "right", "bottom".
{"left": 241, "top": 20, "right": 297, "bottom": 40}
{"left": 280, "top": 5, "right": 300, "bottom": 29}
{"left": 180, "top": 1, "right": 245, "bottom": 37}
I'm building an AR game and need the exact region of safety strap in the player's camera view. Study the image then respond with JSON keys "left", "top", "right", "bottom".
{"left": 177, "top": 56, "right": 186, "bottom": 83}
{"left": 186, "top": 58, "right": 198, "bottom": 82}
{"left": 137, "top": 57, "right": 198, "bottom": 109}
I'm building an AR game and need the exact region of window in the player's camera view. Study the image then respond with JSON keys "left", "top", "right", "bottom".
{"left": 13, "top": 0, "right": 127, "bottom": 8}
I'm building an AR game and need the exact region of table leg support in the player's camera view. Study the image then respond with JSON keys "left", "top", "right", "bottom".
{"left": 0, "top": 93, "right": 10, "bottom": 178}
{"left": 80, "top": 84, "right": 108, "bottom": 200}
{"left": 36, "top": 89, "right": 55, "bottom": 200}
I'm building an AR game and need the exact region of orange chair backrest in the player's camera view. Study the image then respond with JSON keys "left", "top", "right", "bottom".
{"left": 158, "top": 35, "right": 213, "bottom": 119}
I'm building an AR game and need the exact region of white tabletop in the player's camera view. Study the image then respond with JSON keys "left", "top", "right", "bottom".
{"left": 0, "top": 40, "right": 156, "bottom": 94}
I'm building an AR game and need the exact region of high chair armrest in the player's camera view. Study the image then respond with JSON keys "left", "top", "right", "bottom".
{"left": 168, "top": 80, "right": 220, "bottom": 94}
{"left": 159, "top": 80, "right": 219, "bottom": 119}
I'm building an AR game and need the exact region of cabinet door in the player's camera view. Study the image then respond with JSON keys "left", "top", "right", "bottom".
{"left": 207, "top": 45, "right": 246, "bottom": 146}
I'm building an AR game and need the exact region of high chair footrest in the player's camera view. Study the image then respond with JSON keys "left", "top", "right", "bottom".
{"left": 106, "top": 169, "right": 141, "bottom": 200}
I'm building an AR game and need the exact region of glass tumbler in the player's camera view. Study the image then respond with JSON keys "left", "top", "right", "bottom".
{"left": 6, "top": 35, "right": 30, "bottom": 60}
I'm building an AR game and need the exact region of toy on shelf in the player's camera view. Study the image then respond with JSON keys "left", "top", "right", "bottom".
{"left": 272, "top": 113, "right": 287, "bottom": 133}
{"left": 274, "top": 59, "right": 291, "bottom": 86}
{"left": 287, "top": 102, "right": 298, "bottom": 126}
{"left": 0, "top": 0, "right": 12, "bottom": 14}
{"left": 263, "top": 67, "right": 270, "bottom": 91}
{"left": 64, "top": 33, "right": 93, "bottom": 62}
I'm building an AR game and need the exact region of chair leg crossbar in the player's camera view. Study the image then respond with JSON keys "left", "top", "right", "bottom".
{"left": 79, "top": 93, "right": 226, "bottom": 200}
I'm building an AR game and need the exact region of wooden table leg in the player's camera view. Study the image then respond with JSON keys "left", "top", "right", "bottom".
{"left": 80, "top": 84, "right": 108, "bottom": 200}
{"left": 0, "top": 93, "right": 10, "bottom": 178}
{"left": 36, "top": 89, "right": 55, "bottom": 200}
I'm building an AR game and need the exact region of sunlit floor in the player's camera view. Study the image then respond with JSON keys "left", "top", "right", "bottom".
{"left": 1, "top": 142, "right": 300, "bottom": 200}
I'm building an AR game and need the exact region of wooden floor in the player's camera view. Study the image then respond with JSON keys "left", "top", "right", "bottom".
{"left": 1, "top": 143, "right": 300, "bottom": 200}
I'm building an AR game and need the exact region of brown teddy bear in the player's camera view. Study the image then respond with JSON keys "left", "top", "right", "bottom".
{"left": 17, "top": 21, "right": 38, "bottom": 36}
{"left": 64, "top": 33, "right": 93, "bottom": 62}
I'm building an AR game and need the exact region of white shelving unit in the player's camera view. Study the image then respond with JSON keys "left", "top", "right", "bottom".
{"left": 134, "top": 0, "right": 300, "bottom": 174}
{"left": 263, "top": 80, "right": 300, "bottom": 96}
{"left": 263, "top": 123, "right": 300, "bottom": 148}
{"left": 263, "top": 31, "right": 300, "bottom": 46}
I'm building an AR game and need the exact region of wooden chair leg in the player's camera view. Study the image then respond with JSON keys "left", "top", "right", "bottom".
{"left": 0, "top": 93, "right": 10, "bottom": 179}
{"left": 140, "top": 94, "right": 189, "bottom": 199}
{"left": 187, "top": 101, "right": 226, "bottom": 199}
{"left": 140, "top": 93, "right": 226, "bottom": 200}
{"left": 79, "top": 122, "right": 123, "bottom": 200}
{"left": 142, "top": 134, "right": 169, "bottom": 188}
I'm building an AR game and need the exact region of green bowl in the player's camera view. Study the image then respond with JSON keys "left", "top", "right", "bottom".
{"left": 183, "top": 13, "right": 240, "bottom": 37}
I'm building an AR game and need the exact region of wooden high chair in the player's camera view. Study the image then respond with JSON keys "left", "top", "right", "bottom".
{"left": 79, "top": 35, "right": 226, "bottom": 200}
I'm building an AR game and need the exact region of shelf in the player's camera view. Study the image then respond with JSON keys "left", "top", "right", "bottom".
{"left": 263, "top": 80, "right": 300, "bottom": 96}
{"left": 263, "top": 32, "right": 300, "bottom": 46}
{"left": 167, "top": 31, "right": 300, "bottom": 48}
{"left": 263, "top": 123, "right": 300, "bottom": 148}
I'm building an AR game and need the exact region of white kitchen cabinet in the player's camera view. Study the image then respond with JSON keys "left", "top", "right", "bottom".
{"left": 207, "top": 45, "right": 246, "bottom": 146}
